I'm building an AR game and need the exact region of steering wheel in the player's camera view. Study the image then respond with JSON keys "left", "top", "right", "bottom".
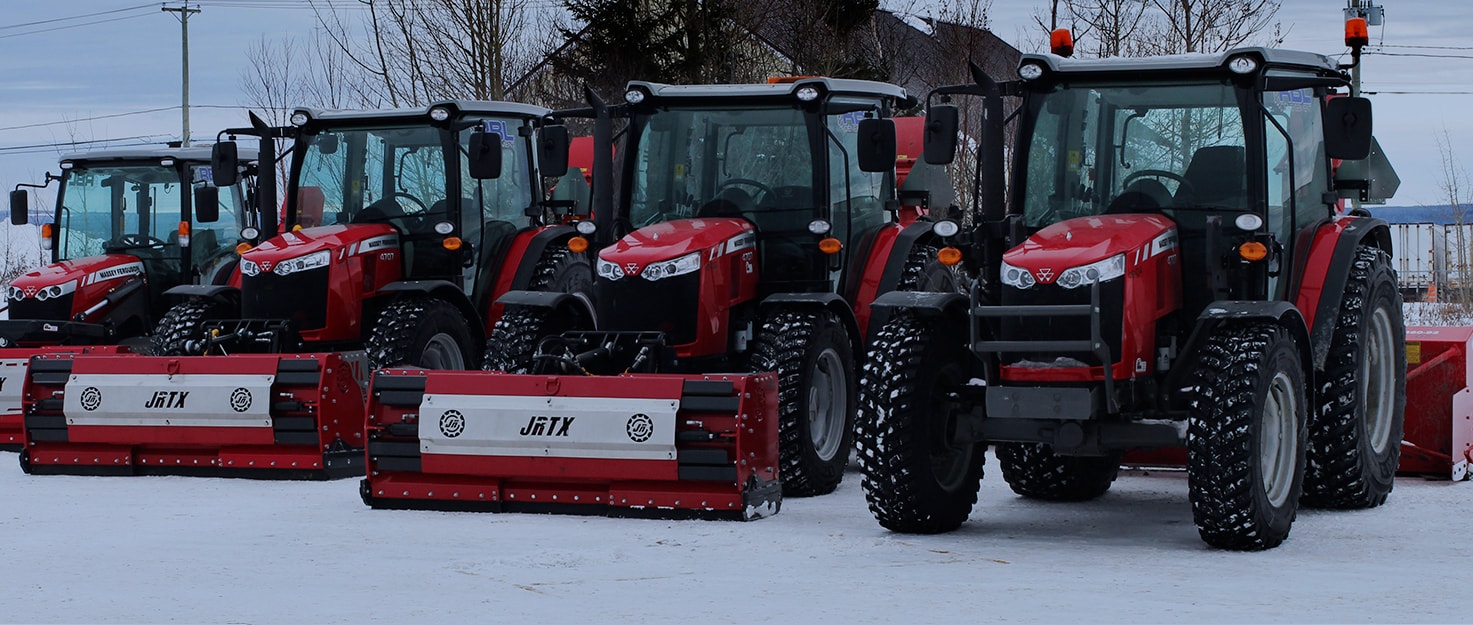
{"left": 386, "top": 191, "right": 430, "bottom": 214}
{"left": 1122, "top": 169, "right": 1195, "bottom": 197}
{"left": 108, "top": 234, "right": 169, "bottom": 250}
{"left": 715, "top": 178, "right": 774, "bottom": 207}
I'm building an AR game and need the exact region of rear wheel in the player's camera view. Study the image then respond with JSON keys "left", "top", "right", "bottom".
{"left": 857, "top": 311, "right": 984, "bottom": 533}
{"left": 997, "top": 443, "right": 1120, "bottom": 501}
{"left": 367, "top": 297, "right": 475, "bottom": 370}
{"left": 149, "top": 297, "right": 229, "bottom": 356}
{"left": 749, "top": 309, "right": 856, "bottom": 497}
{"left": 1186, "top": 323, "right": 1307, "bottom": 551}
{"left": 482, "top": 246, "right": 592, "bottom": 372}
{"left": 1303, "top": 246, "right": 1406, "bottom": 509}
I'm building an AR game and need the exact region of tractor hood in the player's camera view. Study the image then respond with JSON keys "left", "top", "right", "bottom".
{"left": 241, "top": 224, "right": 399, "bottom": 268}
{"left": 7, "top": 255, "right": 144, "bottom": 302}
{"left": 1004, "top": 214, "right": 1176, "bottom": 286}
{"left": 599, "top": 218, "right": 756, "bottom": 276}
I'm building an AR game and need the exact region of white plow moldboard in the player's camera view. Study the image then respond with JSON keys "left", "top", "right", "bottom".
{"left": 62, "top": 373, "right": 275, "bottom": 427}
{"left": 418, "top": 393, "right": 679, "bottom": 460}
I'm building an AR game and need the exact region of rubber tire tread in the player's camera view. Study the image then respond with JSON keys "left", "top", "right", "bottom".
{"left": 996, "top": 443, "right": 1120, "bottom": 502}
{"left": 1186, "top": 322, "right": 1307, "bottom": 551}
{"left": 749, "top": 309, "right": 856, "bottom": 497}
{"left": 1303, "top": 246, "right": 1405, "bottom": 509}
{"left": 366, "top": 297, "right": 476, "bottom": 370}
{"left": 481, "top": 246, "right": 592, "bottom": 373}
{"left": 857, "top": 311, "right": 984, "bottom": 534}
{"left": 149, "top": 298, "right": 222, "bottom": 356}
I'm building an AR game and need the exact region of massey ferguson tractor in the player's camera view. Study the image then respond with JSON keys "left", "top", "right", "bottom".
{"left": 1, "top": 146, "right": 254, "bottom": 449}
{"left": 17, "top": 101, "right": 592, "bottom": 478}
{"left": 857, "top": 25, "right": 1406, "bottom": 550}
{"left": 360, "top": 78, "right": 960, "bottom": 517}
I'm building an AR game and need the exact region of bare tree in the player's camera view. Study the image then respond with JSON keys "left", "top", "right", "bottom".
{"left": 1033, "top": 0, "right": 1283, "bottom": 58}
{"left": 1436, "top": 128, "right": 1473, "bottom": 304}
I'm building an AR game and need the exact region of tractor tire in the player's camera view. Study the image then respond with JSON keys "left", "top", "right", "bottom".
{"left": 366, "top": 297, "right": 476, "bottom": 371}
{"left": 749, "top": 309, "right": 856, "bottom": 497}
{"left": 149, "top": 297, "right": 226, "bottom": 356}
{"left": 481, "top": 246, "right": 592, "bottom": 373}
{"left": 856, "top": 311, "right": 984, "bottom": 534}
{"left": 897, "top": 244, "right": 962, "bottom": 292}
{"left": 996, "top": 443, "right": 1120, "bottom": 502}
{"left": 1303, "top": 246, "right": 1406, "bottom": 509}
{"left": 1186, "top": 322, "right": 1307, "bottom": 551}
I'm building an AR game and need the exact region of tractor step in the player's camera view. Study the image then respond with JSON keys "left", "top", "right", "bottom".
{"left": 362, "top": 369, "right": 782, "bottom": 519}
{"left": 17, "top": 351, "right": 369, "bottom": 479}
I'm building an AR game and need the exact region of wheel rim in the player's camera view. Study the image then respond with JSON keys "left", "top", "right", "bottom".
{"left": 807, "top": 347, "right": 848, "bottom": 462}
{"left": 928, "top": 363, "right": 972, "bottom": 491}
{"left": 1260, "top": 370, "right": 1300, "bottom": 507}
{"left": 420, "top": 333, "right": 466, "bottom": 370}
{"left": 1361, "top": 306, "right": 1398, "bottom": 454}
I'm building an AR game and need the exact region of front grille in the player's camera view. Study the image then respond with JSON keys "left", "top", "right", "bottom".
{"left": 8, "top": 293, "right": 74, "bottom": 322}
{"left": 241, "top": 268, "right": 329, "bottom": 331}
{"left": 594, "top": 272, "right": 700, "bottom": 345}
{"left": 1000, "top": 279, "right": 1125, "bottom": 366}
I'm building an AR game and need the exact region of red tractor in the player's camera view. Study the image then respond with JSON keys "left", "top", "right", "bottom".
{"left": 360, "top": 78, "right": 960, "bottom": 516}
{"left": 17, "top": 101, "right": 593, "bottom": 478}
{"left": 858, "top": 29, "right": 1406, "bottom": 550}
{"left": 1, "top": 146, "right": 255, "bottom": 449}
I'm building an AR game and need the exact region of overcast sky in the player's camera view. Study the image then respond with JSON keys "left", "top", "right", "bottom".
{"left": 1, "top": 0, "right": 1469, "bottom": 209}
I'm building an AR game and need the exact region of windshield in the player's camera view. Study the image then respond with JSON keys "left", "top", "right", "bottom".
{"left": 627, "top": 106, "right": 815, "bottom": 229}
{"left": 295, "top": 124, "right": 450, "bottom": 230}
{"left": 54, "top": 163, "right": 184, "bottom": 261}
{"left": 1020, "top": 81, "right": 1246, "bottom": 227}
{"left": 457, "top": 119, "right": 535, "bottom": 224}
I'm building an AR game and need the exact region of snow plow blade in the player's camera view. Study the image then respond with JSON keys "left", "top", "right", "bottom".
{"left": 1403, "top": 326, "right": 1473, "bottom": 481}
{"left": 19, "top": 352, "right": 367, "bottom": 479}
{"left": 1, "top": 345, "right": 132, "bottom": 451}
{"left": 361, "top": 370, "right": 782, "bottom": 520}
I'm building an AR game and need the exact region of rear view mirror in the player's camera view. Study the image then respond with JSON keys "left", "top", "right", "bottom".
{"left": 9, "top": 190, "right": 28, "bottom": 226}
{"left": 317, "top": 133, "right": 339, "bottom": 155}
{"left": 539, "top": 125, "right": 571, "bottom": 179}
{"left": 468, "top": 131, "right": 504, "bottom": 180}
{"left": 1324, "top": 97, "right": 1373, "bottom": 160}
{"left": 857, "top": 119, "right": 898, "bottom": 173}
{"left": 923, "top": 105, "right": 960, "bottom": 165}
{"left": 194, "top": 186, "right": 220, "bottom": 223}
{"left": 212, "top": 142, "right": 240, "bottom": 187}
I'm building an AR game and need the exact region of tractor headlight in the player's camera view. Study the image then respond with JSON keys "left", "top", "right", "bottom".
{"left": 273, "top": 250, "right": 331, "bottom": 276}
{"left": 1234, "top": 213, "right": 1264, "bottom": 231}
{"left": 624, "top": 89, "right": 646, "bottom": 105}
{"left": 6, "top": 285, "right": 23, "bottom": 300}
{"left": 640, "top": 251, "right": 701, "bottom": 281}
{"left": 1000, "top": 260, "right": 1036, "bottom": 289}
{"left": 241, "top": 226, "right": 260, "bottom": 240}
{"left": 35, "top": 282, "right": 73, "bottom": 301}
{"left": 807, "top": 219, "right": 832, "bottom": 235}
{"left": 575, "top": 220, "right": 598, "bottom": 235}
{"left": 429, "top": 106, "right": 452, "bottom": 122}
{"left": 1227, "top": 54, "right": 1259, "bottom": 74}
{"left": 1018, "top": 61, "right": 1047, "bottom": 81}
{"left": 290, "top": 111, "right": 310, "bottom": 126}
{"left": 596, "top": 257, "right": 625, "bottom": 280}
{"left": 239, "top": 257, "right": 261, "bottom": 277}
{"left": 795, "top": 86, "right": 820, "bottom": 102}
{"left": 1057, "top": 254, "right": 1126, "bottom": 289}
{"left": 931, "top": 219, "right": 960, "bottom": 238}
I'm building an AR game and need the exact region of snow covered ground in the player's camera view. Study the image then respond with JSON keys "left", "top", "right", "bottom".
{"left": 0, "top": 455, "right": 1465, "bottom": 624}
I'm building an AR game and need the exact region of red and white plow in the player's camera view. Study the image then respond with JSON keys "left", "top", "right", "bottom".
{"left": 1, "top": 345, "right": 132, "bottom": 450}
{"left": 19, "top": 352, "right": 367, "bottom": 479}
{"left": 1403, "top": 326, "right": 1473, "bottom": 481}
{"left": 362, "top": 370, "right": 781, "bottom": 519}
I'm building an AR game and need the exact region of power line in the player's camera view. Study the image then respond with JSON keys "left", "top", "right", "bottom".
{"left": 1364, "top": 51, "right": 1473, "bottom": 60}
{"left": 0, "top": 4, "right": 155, "bottom": 31}
{"left": 0, "top": 105, "right": 259, "bottom": 134}
{"left": 0, "top": 135, "right": 177, "bottom": 156}
{"left": 1373, "top": 43, "right": 1473, "bottom": 51}
{"left": 1364, "top": 91, "right": 1473, "bottom": 96}
{"left": 0, "top": 12, "right": 153, "bottom": 40}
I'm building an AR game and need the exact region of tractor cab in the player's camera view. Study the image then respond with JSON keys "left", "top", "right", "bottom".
{"left": 3, "top": 147, "right": 251, "bottom": 346}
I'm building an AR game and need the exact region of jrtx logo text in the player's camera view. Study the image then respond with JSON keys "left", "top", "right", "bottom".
{"left": 144, "top": 391, "right": 189, "bottom": 409}
{"left": 518, "top": 415, "right": 574, "bottom": 437}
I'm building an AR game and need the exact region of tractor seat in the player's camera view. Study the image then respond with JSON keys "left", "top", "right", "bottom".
{"left": 1105, "top": 178, "right": 1172, "bottom": 214}
{"left": 1175, "top": 145, "right": 1246, "bottom": 208}
{"left": 699, "top": 187, "right": 754, "bottom": 218}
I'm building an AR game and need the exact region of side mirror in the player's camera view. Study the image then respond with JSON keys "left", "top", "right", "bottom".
{"left": 212, "top": 142, "right": 240, "bottom": 187}
{"left": 468, "top": 131, "right": 504, "bottom": 180}
{"left": 1324, "top": 97, "right": 1373, "bottom": 160}
{"left": 539, "top": 125, "right": 571, "bottom": 179}
{"left": 194, "top": 186, "right": 220, "bottom": 223}
{"left": 856, "top": 118, "right": 897, "bottom": 173}
{"left": 317, "top": 133, "right": 339, "bottom": 155}
{"left": 923, "top": 105, "right": 960, "bottom": 165}
{"left": 9, "top": 190, "right": 28, "bottom": 226}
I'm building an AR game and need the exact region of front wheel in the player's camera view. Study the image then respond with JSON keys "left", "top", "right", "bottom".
{"left": 996, "top": 443, "right": 1120, "bottom": 502}
{"left": 856, "top": 311, "right": 984, "bottom": 534}
{"left": 748, "top": 309, "right": 856, "bottom": 497}
{"left": 366, "top": 297, "right": 476, "bottom": 370}
{"left": 149, "top": 297, "right": 229, "bottom": 356}
{"left": 1186, "top": 322, "right": 1307, "bottom": 551}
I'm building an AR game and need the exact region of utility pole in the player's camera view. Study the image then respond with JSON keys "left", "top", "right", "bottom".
{"left": 162, "top": 3, "right": 201, "bottom": 147}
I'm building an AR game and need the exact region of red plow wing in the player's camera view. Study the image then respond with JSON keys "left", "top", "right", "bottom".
{"left": 19, "top": 352, "right": 367, "bottom": 479}
{"left": 1404, "top": 326, "right": 1473, "bottom": 480}
{"left": 1, "top": 345, "right": 132, "bottom": 451}
{"left": 362, "top": 370, "right": 782, "bottom": 520}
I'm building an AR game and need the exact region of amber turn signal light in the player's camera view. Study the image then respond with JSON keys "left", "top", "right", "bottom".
{"left": 937, "top": 247, "right": 963, "bottom": 266}
{"left": 442, "top": 236, "right": 463, "bottom": 251}
{"left": 818, "top": 237, "right": 843, "bottom": 254}
{"left": 567, "top": 236, "right": 590, "bottom": 253}
{"left": 1239, "top": 241, "right": 1269, "bottom": 262}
